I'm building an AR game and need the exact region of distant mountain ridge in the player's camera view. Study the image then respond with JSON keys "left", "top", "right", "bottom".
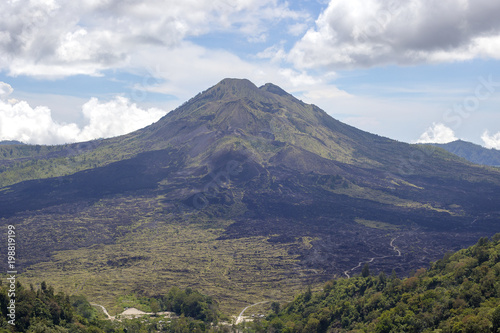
{"left": 429, "top": 140, "right": 500, "bottom": 167}
{"left": 0, "top": 140, "right": 24, "bottom": 145}
{"left": 1, "top": 78, "right": 499, "bottom": 313}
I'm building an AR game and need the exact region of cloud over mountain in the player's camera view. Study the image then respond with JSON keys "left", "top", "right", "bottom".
{"left": 417, "top": 123, "right": 458, "bottom": 144}
{"left": 482, "top": 131, "right": 500, "bottom": 150}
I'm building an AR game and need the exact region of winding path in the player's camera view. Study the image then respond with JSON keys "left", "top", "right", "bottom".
{"left": 91, "top": 303, "right": 114, "bottom": 320}
{"left": 91, "top": 303, "right": 174, "bottom": 321}
{"left": 390, "top": 237, "right": 401, "bottom": 256}
{"left": 343, "top": 236, "right": 401, "bottom": 278}
{"left": 236, "top": 301, "right": 269, "bottom": 324}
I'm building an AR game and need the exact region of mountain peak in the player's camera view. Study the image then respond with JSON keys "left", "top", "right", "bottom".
{"left": 195, "top": 79, "right": 294, "bottom": 103}
{"left": 145, "top": 78, "right": 378, "bottom": 167}
{"left": 259, "top": 82, "right": 290, "bottom": 97}
{"left": 218, "top": 78, "right": 256, "bottom": 88}
{"left": 203, "top": 78, "right": 260, "bottom": 100}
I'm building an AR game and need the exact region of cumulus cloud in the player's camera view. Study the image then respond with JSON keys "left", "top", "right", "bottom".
{"left": 482, "top": 130, "right": 500, "bottom": 150}
{"left": 289, "top": 0, "right": 500, "bottom": 69}
{"left": 0, "top": 100, "right": 78, "bottom": 144}
{"left": 77, "top": 97, "right": 165, "bottom": 142}
{"left": 417, "top": 123, "right": 458, "bottom": 144}
{"left": 0, "top": 0, "right": 306, "bottom": 77}
{"left": 0, "top": 93, "right": 165, "bottom": 145}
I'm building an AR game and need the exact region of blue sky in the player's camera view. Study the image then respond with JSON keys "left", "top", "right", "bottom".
{"left": 1, "top": 0, "right": 500, "bottom": 148}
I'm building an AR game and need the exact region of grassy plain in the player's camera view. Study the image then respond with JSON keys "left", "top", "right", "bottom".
{"left": 19, "top": 217, "right": 317, "bottom": 315}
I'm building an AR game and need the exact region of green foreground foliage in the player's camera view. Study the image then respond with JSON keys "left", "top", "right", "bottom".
{"left": 246, "top": 234, "right": 500, "bottom": 332}
{"left": 0, "top": 283, "right": 223, "bottom": 333}
{"left": 0, "top": 281, "right": 107, "bottom": 332}
{"left": 153, "top": 287, "right": 219, "bottom": 323}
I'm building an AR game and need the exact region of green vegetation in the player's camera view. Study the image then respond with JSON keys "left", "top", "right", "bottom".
{"left": 0, "top": 144, "right": 62, "bottom": 161}
{"left": 154, "top": 287, "right": 219, "bottom": 323}
{"left": 430, "top": 140, "right": 500, "bottom": 167}
{"left": 354, "top": 219, "right": 400, "bottom": 231}
{"left": 243, "top": 234, "right": 500, "bottom": 332}
{"left": 0, "top": 281, "right": 225, "bottom": 332}
{"left": 0, "top": 280, "right": 110, "bottom": 332}
{"left": 0, "top": 132, "right": 177, "bottom": 188}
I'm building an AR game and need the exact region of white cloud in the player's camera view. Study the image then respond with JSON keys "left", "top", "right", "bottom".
{"left": 302, "top": 86, "right": 352, "bottom": 100}
{"left": 289, "top": 0, "right": 500, "bottom": 69}
{"left": 417, "top": 123, "right": 458, "bottom": 144}
{"left": 0, "top": 0, "right": 307, "bottom": 78}
{"left": 481, "top": 130, "right": 500, "bottom": 150}
{"left": 77, "top": 97, "right": 165, "bottom": 142}
{"left": 257, "top": 44, "right": 288, "bottom": 63}
{"left": 0, "top": 93, "right": 165, "bottom": 144}
{"left": 130, "top": 42, "right": 349, "bottom": 104}
{"left": 0, "top": 100, "right": 78, "bottom": 144}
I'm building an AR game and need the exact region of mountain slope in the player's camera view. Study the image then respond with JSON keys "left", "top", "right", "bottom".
{"left": 1, "top": 78, "right": 500, "bottom": 313}
{"left": 430, "top": 139, "right": 500, "bottom": 167}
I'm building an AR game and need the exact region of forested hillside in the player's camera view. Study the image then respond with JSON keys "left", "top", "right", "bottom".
{"left": 429, "top": 140, "right": 500, "bottom": 167}
{"left": 249, "top": 234, "right": 500, "bottom": 332}
{"left": 0, "top": 282, "right": 222, "bottom": 332}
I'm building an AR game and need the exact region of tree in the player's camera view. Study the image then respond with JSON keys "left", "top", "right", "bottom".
{"left": 362, "top": 263, "right": 370, "bottom": 278}
{"left": 492, "top": 305, "right": 500, "bottom": 332}
{"left": 150, "top": 299, "right": 160, "bottom": 315}
{"left": 378, "top": 272, "right": 387, "bottom": 287}
{"left": 304, "top": 286, "right": 312, "bottom": 302}
{"left": 271, "top": 301, "right": 280, "bottom": 314}
{"left": 375, "top": 311, "right": 393, "bottom": 333}
{"left": 303, "top": 317, "right": 320, "bottom": 332}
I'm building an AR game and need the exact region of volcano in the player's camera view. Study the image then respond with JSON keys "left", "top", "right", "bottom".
{"left": 1, "top": 78, "right": 499, "bottom": 311}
